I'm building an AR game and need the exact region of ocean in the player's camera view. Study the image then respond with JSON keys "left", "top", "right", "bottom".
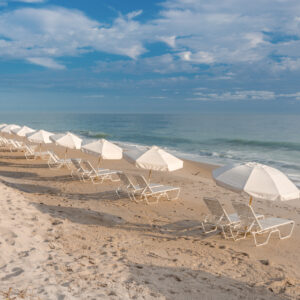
{"left": 1, "top": 112, "right": 300, "bottom": 186}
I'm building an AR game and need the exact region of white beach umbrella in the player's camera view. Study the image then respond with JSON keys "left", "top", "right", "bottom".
{"left": 1, "top": 124, "right": 21, "bottom": 134}
{"left": 212, "top": 162, "right": 299, "bottom": 204}
{"left": 50, "top": 132, "right": 82, "bottom": 149}
{"left": 82, "top": 138, "right": 122, "bottom": 166}
{"left": 0, "top": 123, "right": 7, "bottom": 130}
{"left": 50, "top": 132, "right": 82, "bottom": 158}
{"left": 124, "top": 145, "right": 183, "bottom": 180}
{"left": 12, "top": 125, "right": 36, "bottom": 137}
{"left": 27, "top": 129, "right": 54, "bottom": 151}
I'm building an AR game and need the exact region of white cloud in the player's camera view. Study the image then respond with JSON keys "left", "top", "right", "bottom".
{"left": 26, "top": 57, "right": 65, "bottom": 69}
{"left": 94, "top": 54, "right": 198, "bottom": 74}
{"left": 179, "top": 51, "right": 215, "bottom": 64}
{"left": 83, "top": 94, "right": 104, "bottom": 99}
{"left": 279, "top": 92, "right": 300, "bottom": 100}
{"left": 157, "top": 35, "right": 176, "bottom": 47}
{"left": 126, "top": 10, "right": 143, "bottom": 20}
{"left": 12, "top": 0, "right": 46, "bottom": 3}
{"left": 149, "top": 96, "right": 167, "bottom": 99}
{"left": 188, "top": 90, "right": 276, "bottom": 101}
{"left": 273, "top": 57, "right": 300, "bottom": 71}
{"left": 0, "top": 7, "right": 146, "bottom": 68}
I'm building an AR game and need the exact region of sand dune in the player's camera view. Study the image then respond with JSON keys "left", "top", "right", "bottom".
{"left": 0, "top": 146, "right": 299, "bottom": 299}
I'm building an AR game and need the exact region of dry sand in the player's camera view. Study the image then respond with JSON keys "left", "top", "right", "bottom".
{"left": 0, "top": 141, "right": 299, "bottom": 299}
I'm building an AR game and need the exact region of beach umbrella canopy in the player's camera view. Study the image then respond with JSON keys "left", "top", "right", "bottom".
{"left": 1, "top": 124, "right": 21, "bottom": 134}
{"left": 50, "top": 132, "right": 82, "bottom": 150}
{"left": 0, "top": 123, "right": 7, "bottom": 130}
{"left": 124, "top": 145, "right": 183, "bottom": 172}
{"left": 12, "top": 125, "right": 36, "bottom": 137}
{"left": 82, "top": 139, "right": 122, "bottom": 160}
{"left": 27, "top": 129, "right": 54, "bottom": 144}
{"left": 212, "top": 162, "right": 299, "bottom": 202}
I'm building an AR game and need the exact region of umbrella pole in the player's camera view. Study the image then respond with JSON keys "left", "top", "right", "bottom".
{"left": 148, "top": 169, "right": 152, "bottom": 183}
{"left": 65, "top": 148, "right": 67, "bottom": 159}
{"left": 39, "top": 143, "right": 42, "bottom": 153}
{"left": 249, "top": 196, "right": 253, "bottom": 206}
{"left": 97, "top": 156, "right": 103, "bottom": 169}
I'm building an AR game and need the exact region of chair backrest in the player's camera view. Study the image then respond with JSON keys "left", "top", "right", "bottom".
{"left": 81, "top": 160, "right": 96, "bottom": 173}
{"left": 71, "top": 158, "right": 82, "bottom": 170}
{"left": 132, "top": 175, "right": 148, "bottom": 189}
{"left": 24, "top": 144, "right": 34, "bottom": 154}
{"left": 47, "top": 151, "right": 59, "bottom": 163}
{"left": 118, "top": 173, "right": 134, "bottom": 187}
{"left": 232, "top": 203, "right": 259, "bottom": 228}
{"left": 9, "top": 140, "right": 17, "bottom": 148}
{"left": 25, "top": 144, "right": 37, "bottom": 154}
{"left": 16, "top": 141, "right": 25, "bottom": 149}
{"left": 203, "top": 197, "right": 226, "bottom": 220}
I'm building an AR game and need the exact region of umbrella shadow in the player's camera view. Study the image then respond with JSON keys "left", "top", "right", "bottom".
{"left": 31, "top": 174, "right": 75, "bottom": 183}
{"left": 0, "top": 179, "right": 61, "bottom": 195}
{"left": 0, "top": 170, "right": 39, "bottom": 180}
{"left": 63, "top": 190, "right": 119, "bottom": 202}
{"left": 0, "top": 155, "right": 27, "bottom": 159}
{"left": 31, "top": 202, "right": 126, "bottom": 226}
{"left": 31, "top": 202, "right": 216, "bottom": 240}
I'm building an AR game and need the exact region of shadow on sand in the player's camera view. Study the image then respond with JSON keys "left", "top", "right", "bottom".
{"left": 32, "top": 202, "right": 219, "bottom": 240}
{"left": 125, "top": 261, "right": 284, "bottom": 300}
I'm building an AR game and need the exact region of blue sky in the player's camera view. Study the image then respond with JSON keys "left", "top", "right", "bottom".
{"left": 1, "top": 0, "right": 300, "bottom": 112}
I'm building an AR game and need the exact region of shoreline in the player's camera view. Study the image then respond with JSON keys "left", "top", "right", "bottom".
{"left": 0, "top": 139, "right": 299, "bottom": 299}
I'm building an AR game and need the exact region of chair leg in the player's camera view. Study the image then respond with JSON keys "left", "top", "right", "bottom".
{"left": 278, "top": 222, "right": 295, "bottom": 240}
{"left": 201, "top": 221, "right": 218, "bottom": 234}
{"left": 253, "top": 230, "right": 276, "bottom": 247}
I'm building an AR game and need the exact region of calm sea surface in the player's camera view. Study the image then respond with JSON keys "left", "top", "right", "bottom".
{"left": 1, "top": 112, "right": 300, "bottom": 185}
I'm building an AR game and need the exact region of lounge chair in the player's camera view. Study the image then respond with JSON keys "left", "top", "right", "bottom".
{"left": 9, "top": 140, "right": 26, "bottom": 152}
{"left": 232, "top": 202, "right": 295, "bottom": 246}
{"left": 132, "top": 175, "right": 180, "bottom": 204}
{"left": 80, "top": 160, "right": 120, "bottom": 184}
{"left": 47, "top": 151, "right": 72, "bottom": 169}
{"left": 116, "top": 173, "right": 144, "bottom": 202}
{"left": 24, "top": 145, "right": 50, "bottom": 160}
{"left": 202, "top": 198, "right": 264, "bottom": 238}
{"left": 70, "top": 158, "right": 84, "bottom": 179}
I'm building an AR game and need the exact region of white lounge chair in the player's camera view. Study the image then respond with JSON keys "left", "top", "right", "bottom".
{"left": 202, "top": 197, "right": 241, "bottom": 237}
{"left": 24, "top": 145, "right": 50, "bottom": 160}
{"left": 202, "top": 198, "right": 264, "bottom": 238}
{"left": 116, "top": 173, "right": 143, "bottom": 202}
{"left": 232, "top": 202, "right": 295, "bottom": 246}
{"left": 9, "top": 140, "right": 26, "bottom": 152}
{"left": 132, "top": 175, "right": 180, "bottom": 204}
{"left": 80, "top": 160, "right": 120, "bottom": 184}
{"left": 70, "top": 158, "right": 84, "bottom": 179}
{"left": 47, "top": 151, "right": 72, "bottom": 169}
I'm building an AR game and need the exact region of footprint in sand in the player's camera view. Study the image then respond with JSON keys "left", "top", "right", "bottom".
{"left": 1, "top": 267, "right": 24, "bottom": 281}
{"left": 0, "top": 227, "right": 18, "bottom": 245}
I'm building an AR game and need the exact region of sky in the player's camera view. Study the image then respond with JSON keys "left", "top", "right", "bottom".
{"left": 1, "top": 0, "right": 300, "bottom": 112}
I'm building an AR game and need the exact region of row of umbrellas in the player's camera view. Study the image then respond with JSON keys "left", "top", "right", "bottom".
{"left": 0, "top": 123, "right": 299, "bottom": 205}
{"left": 0, "top": 123, "right": 184, "bottom": 176}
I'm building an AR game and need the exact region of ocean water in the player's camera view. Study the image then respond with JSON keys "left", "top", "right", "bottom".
{"left": 1, "top": 112, "right": 300, "bottom": 185}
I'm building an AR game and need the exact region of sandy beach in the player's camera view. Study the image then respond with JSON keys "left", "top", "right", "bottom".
{"left": 0, "top": 143, "right": 299, "bottom": 299}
